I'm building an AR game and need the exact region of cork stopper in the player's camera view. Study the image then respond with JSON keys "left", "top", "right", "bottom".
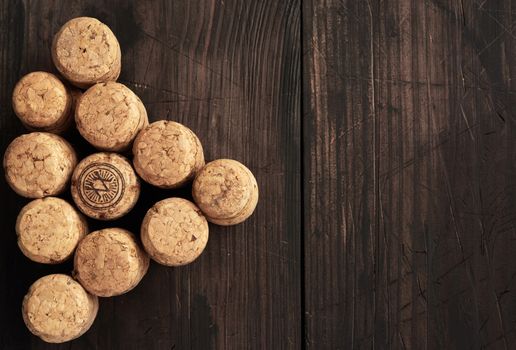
{"left": 22, "top": 274, "right": 99, "bottom": 343}
{"left": 3, "top": 132, "right": 77, "bottom": 198}
{"left": 76, "top": 82, "right": 148, "bottom": 151}
{"left": 71, "top": 152, "right": 140, "bottom": 220}
{"left": 52, "top": 17, "right": 121, "bottom": 88}
{"left": 12, "top": 71, "right": 73, "bottom": 133}
{"left": 16, "top": 197, "right": 88, "bottom": 264}
{"left": 74, "top": 228, "right": 150, "bottom": 297}
{"left": 192, "top": 159, "right": 259, "bottom": 225}
{"left": 141, "top": 198, "right": 209, "bottom": 266}
{"left": 132, "top": 120, "right": 204, "bottom": 188}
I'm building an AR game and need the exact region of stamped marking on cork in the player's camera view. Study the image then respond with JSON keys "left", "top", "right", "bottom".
{"left": 77, "top": 162, "right": 125, "bottom": 209}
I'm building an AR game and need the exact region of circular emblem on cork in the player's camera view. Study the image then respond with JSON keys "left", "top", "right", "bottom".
{"left": 77, "top": 162, "right": 125, "bottom": 209}
{"left": 71, "top": 153, "right": 140, "bottom": 220}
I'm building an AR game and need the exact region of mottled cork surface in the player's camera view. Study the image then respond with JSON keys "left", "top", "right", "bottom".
{"left": 12, "top": 72, "right": 72, "bottom": 133}
{"left": 76, "top": 82, "right": 148, "bottom": 151}
{"left": 3, "top": 132, "right": 77, "bottom": 198}
{"left": 16, "top": 197, "right": 88, "bottom": 264}
{"left": 141, "top": 197, "right": 209, "bottom": 266}
{"left": 52, "top": 17, "right": 121, "bottom": 88}
{"left": 71, "top": 152, "right": 140, "bottom": 220}
{"left": 132, "top": 121, "right": 204, "bottom": 188}
{"left": 74, "top": 228, "right": 149, "bottom": 297}
{"left": 22, "top": 274, "right": 98, "bottom": 343}
{"left": 192, "top": 159, "right": 259, "bottom": 226}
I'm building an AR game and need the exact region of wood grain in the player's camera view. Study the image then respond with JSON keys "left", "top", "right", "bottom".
{"left": 0, "top": 1, "right": 301, "bottom": 349}
{"left": 3, "top": 0, "right": 516, "bottom": 349}
{"left": 303, "top": 0, "right": 516, "bottom": 349}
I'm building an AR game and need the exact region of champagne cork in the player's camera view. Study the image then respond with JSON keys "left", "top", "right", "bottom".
{"left": 16, "top": 197, "right": 88, "bottom": 264}
{"left": 141, "top": 198, "right": 209, "bottom": 266}
{"left": 52, "top": 17, "right": 121, "bottom": 88}
{"left": 192, "top": 159, "right": 259, "bottom": 225}
{"left": 71, "top": 152, "right": 140, "bottom": 220}
{"left": 132, "top": 120, "right": 204, "bottom": 188}
{"left": 22, "top": 274, "right": 98, "bottom": 343}
{"left": 76, "top": 82, "right": 148, "bottom": 151}
{"left": 3, "top": 132, "right": 77, "bottom": 198}
{"left": 74, "top": 228, "right": 150, "bottom": 297}
{"left": 12, "top": 71, "right": 74, "bottom": 133}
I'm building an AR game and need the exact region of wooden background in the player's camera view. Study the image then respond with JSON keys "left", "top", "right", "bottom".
{"left": 1, "top": 0, "right": 516, "bottom": 349}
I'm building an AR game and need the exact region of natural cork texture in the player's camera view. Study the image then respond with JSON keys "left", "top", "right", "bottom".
{"left": 16, "top": 197, "right": 88, "bottom": 264}
{"left": 192, "top": 159, "right": 259, "bottom": 226}
{"left": 71, "top": 152, "right": 140, "bottom": 220}
{"left": 76, "top": 82, "right": 148, "bottom": 151}
{"left": 4, "top": 132, "right": 77, "bottom": 198}
{"left": 141, "top": 198, "right": 209, "bottom": 266}
{"left": 74, "top": 228, "right": 150, "bottom": 297}
{"left": 132, "top": 121, "right": 204, "bottom": 188}
{"left": 52, "top": 17, "right": 121, "bottom": 88}
{"left": 22, "top": 274, "right": 98, "bottom": 343}
{"left": 12, "top": 71, "right": 73, "bottom": 133}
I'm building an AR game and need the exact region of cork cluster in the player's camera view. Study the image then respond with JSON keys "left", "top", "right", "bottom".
{"left": 4, "top": 132, "right": 77, "bottom": 198}
{"left": 22, "top": 274, "right": 98, "bottom": 343}
{"left": 52, "top": 17, "right": 121, "bottom": 88}
{"left": 16, "top": 197, "right": 88, "bottom": 264}
{"left": 76, "top": 82, "right": 148, "bottom": 151}
{"left": 5, "top": 17, "right": 150, "bottom": 344}
{"left": 71, "top": 153, "right": 140, "bottom": 220}
{"left": 141, "top": 198, "right": 209, "bottom": 266}
{"left": 74, "top": 228, "right": 149, "bottom": 297}
{"left": 12, "top": 72, "right": 73, "bottom": 133}
{"left": 6, "top": 16, "right": 260, "bottom": 344}
{"left": 133, "top": 121, "right": 204, "bottom": 188}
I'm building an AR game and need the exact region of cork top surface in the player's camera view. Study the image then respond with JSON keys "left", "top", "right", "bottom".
{"left": 141, "top": 198, "right": 209, "bottom": 266}
{"left": 16, "top": 197, "right": 88, "bottom": 264}
{"left": 52, "top": 17, "right": 121, "bottom": 86}
{"left": 192, "top": 159, "right": 257, "bottom": 220}
{"left": 71, "top": 152, "right": 140, "bottom": 220}
{"left": 74, "top": 228, "right": 150, "bottom": 297}
{"left": 12, "top": 71, "right": 71, "bottom": 130}
{"left": 76, "top": 82, "right": 148, "bottom": 151}
{"left": 132, "top": 120, "right": 204, "bottom": 188}
{"left": 22, "top": 274, "right": 99, "bottom": 343}
{"left": 3, "top": 132, "right": 77, "bottom": 198}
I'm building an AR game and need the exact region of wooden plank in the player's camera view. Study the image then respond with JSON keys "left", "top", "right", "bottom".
{"left": 0, "top": 1, "right": 34, "bottom": 349}
{"left": 303, "top": 0, "right": 516, "bottom": 348}
{"left": 0, "top": 1, "right": 301, "bottom": 349}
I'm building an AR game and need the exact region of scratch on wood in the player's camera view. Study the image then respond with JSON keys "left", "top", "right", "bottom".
{"left": 473, "top": 0, "right": 516, "bottom": 40}
{"left": 142, "top": 40, "right": 155, "bottom": 84}
{"left": 137, "top": 27, "right": 242, "bottom": 88}
{"left": 459, "top": 104, "right": 475, "bottom": 141}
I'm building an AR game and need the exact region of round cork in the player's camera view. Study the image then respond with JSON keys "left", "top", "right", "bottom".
{"left": 132, "top": 121, "right": 204, "bottom": 188}
{"left": 141, "top": 198, "right": 209, "bottom": 266}
{"left": 12, "top": 72, "right": 73, "bottom": 133}
{"left": 192, "top": 159, "right": 259, "bottom": 226}
{"left": 52, "top": 17, "right": 121, "bottom": 88}
{"left": 22, "top": 274, "right": 98, "bottom": 343}
{"left": 71, "top": 152, "right": 140, "bottom": 220}
{"left": 76, "top": 82, "right": 148, "bottom": 151}
{"left": 3, "top": 132, "right": 77, "bottom": 198}
{"left": 16, "top": 197, "right": 88, "bottom": 264}
{"left": 74, "top": 228, "right": 150, "bottom": 297}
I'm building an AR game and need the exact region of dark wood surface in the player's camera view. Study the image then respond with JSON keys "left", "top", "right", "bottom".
{"left": 303, "top": 0, "right": 516, "bottom": 349}
{"left": 1, "top": 0, "right": 516, "bottom": 349}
